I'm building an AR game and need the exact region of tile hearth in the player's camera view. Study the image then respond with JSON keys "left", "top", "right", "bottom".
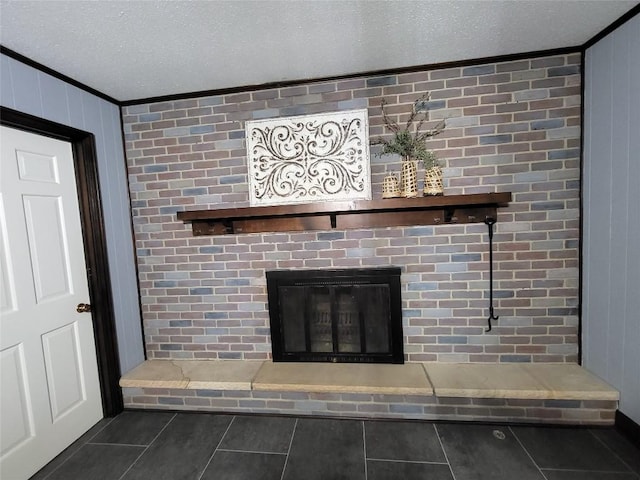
{"left": 120, "top": 361, "right": 618, "bottom": 425}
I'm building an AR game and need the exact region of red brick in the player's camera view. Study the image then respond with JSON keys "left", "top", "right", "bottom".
{"left": 481, "top": 93, "right": 513, "bottom": 104}
{"left": 125, "top": 56, "right": 581, "bottom": 364}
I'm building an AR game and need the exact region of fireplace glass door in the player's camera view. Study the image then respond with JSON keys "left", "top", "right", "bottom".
{"left": 267, "top": 268, "right": 403, "bottom": 363}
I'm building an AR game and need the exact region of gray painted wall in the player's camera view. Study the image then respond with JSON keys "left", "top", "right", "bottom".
{"left": 0, "top": 53, "right": 145, "bottom": 374}
{"left": 583, "top": 15, "right": 640, "bottom": 424}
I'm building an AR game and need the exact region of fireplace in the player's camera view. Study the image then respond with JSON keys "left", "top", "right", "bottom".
{"left": 266, "top": 267, "right": 403, "bottom": 363}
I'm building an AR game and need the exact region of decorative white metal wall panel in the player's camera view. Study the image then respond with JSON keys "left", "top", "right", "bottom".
{"left": 246, "top": 109, "right": 371, "bottom": 206}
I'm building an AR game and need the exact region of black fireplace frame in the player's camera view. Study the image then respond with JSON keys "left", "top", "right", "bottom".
{"left": 266, "top": 267, "right": 404, "bottom": 364}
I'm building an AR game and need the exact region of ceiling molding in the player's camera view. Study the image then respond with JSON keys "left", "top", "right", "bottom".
{"left": 0, "top": 45, "right": 119, "bottom": 105}
{"left": 583, "top": 3, "right": 640, "bottom": 49}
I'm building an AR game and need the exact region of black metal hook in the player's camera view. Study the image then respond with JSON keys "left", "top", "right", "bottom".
{"left": 484, "top": 217, "right": 499, "bottom": 332}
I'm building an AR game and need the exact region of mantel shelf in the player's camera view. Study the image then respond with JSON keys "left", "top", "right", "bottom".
{"left": 177, "top": 192, "right": 512, "bottom": 236}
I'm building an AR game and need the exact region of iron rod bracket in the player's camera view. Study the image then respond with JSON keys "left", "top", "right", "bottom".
{"left": 484, "top": 217, "right": 499, "bottom": 332}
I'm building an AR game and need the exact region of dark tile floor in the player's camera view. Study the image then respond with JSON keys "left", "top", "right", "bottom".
{"left": 31, "top": 411, "right": 639, "bottom": 480}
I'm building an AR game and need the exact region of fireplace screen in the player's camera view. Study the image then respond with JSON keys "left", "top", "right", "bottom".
{"left": 266, "top": 268, "right": 403, "bottom": 363}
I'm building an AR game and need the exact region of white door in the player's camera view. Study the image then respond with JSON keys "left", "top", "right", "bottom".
{"left": 0, "top": 126, "right": 103, "bottom": 479}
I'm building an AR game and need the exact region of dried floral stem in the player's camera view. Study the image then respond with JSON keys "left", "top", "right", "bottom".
{"left": 371, "top": 92, "right": 445, "bottom": 168}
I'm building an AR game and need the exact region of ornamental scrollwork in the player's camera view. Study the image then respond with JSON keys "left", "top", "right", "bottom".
{"left": 246, "top": 109, "right": 371, "bottom": 206}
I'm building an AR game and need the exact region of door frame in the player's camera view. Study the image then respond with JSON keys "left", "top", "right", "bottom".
{"left": 1, "top": 106, "right": 123, "bottom": 416}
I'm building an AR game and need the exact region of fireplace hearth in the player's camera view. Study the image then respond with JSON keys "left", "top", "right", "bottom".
{"left": 266, "top": 268, "right": 403, "bottom": 363}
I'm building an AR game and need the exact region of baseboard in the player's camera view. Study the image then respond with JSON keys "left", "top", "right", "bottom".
{"left": 615, "top": 410, "right": 640, "bottom": 448}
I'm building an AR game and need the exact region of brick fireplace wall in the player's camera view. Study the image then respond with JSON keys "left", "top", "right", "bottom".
{"left": 123, "top": 52, "right": 581, "bottom": 364}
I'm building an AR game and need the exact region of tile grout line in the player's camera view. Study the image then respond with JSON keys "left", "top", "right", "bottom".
{"left": 367, "top": 457, "right": 450, "bottom": 465}
{"left": 362, "top": 420, "right": 367, "bottom": 480}
{"left": 37, "top": 416, "right": 117, "bottom": 480}
{"left": 541, "top": 467, "right": 640, "bottom": 474}
{"left": 279, "top": 417, "right": 299, "bottom": 480}
{"left": 85, "top": 417, "right": 117, "bottom": 443}
{"left": 196, "top": 414, "right": 236, "bottom": 480}
{"left": 216, "top": 447, "right": 288, "bottom": 455}
{"left": 88, "top": 442, "right": 149, "bottom": 447}
{"left": 117, "top": 412, "right": 177, "bottom": 480}
{"left": 433, "top": 423, "right": 458, "bottom": 480}
{"left": 508, "top": 426, "right": 550, "bottom": 480}
{"left": 588, "top": 429, "right": 640, "bottom": 478}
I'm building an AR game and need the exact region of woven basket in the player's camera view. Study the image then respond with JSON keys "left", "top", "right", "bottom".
{"left": 382, "top": 174, "right": 401, "bottom": 198}
{"left": 401, "top": 161, "right": 419, "bottom": 198}
{"left": 423, "top": 165, "right": 444, "bottom": 196}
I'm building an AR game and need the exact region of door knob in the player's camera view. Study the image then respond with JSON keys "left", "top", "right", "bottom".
{"left": 76, "top": 303, "right": 92, "bottom": 313}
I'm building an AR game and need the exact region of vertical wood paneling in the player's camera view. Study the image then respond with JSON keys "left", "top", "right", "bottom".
{"left": 624, "top": 17, "right": 640, "bottom": 426}
{"left": 99, "top": 100, "right": 144, "bottom": 372}
{"left": 8, "top": 59, "right": 42, "bottom": 116}
{"left": 66, "top": 83, "right": 86, "bottom": 128}
{"left": 583, "top": 15, "right": 640, "bottom": 424}
{"left": 607, "top": 26, "right": 630, "bottom": 393}
{"left": 583, "top": 37, "right": 612, "bottom": 375}
{"left": 0, "top": 55, "right": 15, "bottom": 109}
{"left": 0, "top": 53, "right": 144, "bottom": 374}
{"left": 38, "top": 71, "right": 70, "bottom": 125}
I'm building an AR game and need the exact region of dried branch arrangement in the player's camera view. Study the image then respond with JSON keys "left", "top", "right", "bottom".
{"left": 371, "top": 92, "right": 445, "bottom": 168}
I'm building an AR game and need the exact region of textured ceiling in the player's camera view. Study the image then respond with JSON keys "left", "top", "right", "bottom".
{"left": 0, "top": 0, "right": 637, "bottom": 102}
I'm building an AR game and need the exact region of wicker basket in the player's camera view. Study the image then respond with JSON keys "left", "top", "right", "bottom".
{"left": 382, "top": 174, "right": 401, "bottom": 198}
{"left": 401, "top": 160, "right": 419, "bottom": 198}
{"left": 423, "top": 165, "right": 444, "bottom": 196}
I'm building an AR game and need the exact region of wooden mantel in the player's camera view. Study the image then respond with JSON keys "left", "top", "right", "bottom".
{"left": 177, "top": 192, "right": 512, "bottom": 236}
